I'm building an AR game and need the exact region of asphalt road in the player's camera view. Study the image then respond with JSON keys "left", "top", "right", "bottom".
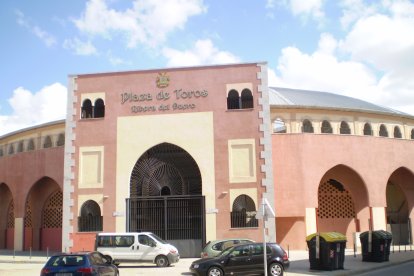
{"left": 356, "top": 260, "right": 414, "bottom": 276}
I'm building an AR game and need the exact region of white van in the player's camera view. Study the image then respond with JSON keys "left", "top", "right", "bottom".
{"left": 95, "top": 232, "right": 180, "bottom": 267}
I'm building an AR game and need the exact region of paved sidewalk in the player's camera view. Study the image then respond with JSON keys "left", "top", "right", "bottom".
{"left": 0, "top": 247, "right": 413, "bottom": 275}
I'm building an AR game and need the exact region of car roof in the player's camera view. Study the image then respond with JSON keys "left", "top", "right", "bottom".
{"left": 211, "top": 238, "right": 254, "bottom": 243}
{"left": 97, "top": 232, "right": 153, "bottom": 236}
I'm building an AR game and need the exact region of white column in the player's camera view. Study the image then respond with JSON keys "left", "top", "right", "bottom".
{"left": 14, "top": 217, "right": 24, "bottom": 251}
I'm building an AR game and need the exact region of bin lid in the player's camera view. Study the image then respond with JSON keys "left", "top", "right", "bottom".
{"left": 360, "top": 230, "right": 392, "bottom": 240}
{"left": 306, "top": 232, "right": 347, "bottom": 242}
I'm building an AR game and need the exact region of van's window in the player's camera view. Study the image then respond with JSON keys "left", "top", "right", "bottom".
{"left": 138, "top": 235, "right": 155, "bottom": 246}
{"left": 149, "top": 233, "right": 167, "bottom": 244}
{"left": 97, "top": 236, "right": 113, "bottom": 247}
{"left": 114, "top": 236, "right": 134, "bottom": 247}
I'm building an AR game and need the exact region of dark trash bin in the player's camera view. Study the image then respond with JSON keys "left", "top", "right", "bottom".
{"left": 359, "top": 230, "right": 392, "bottom": 262}
{"left": 306, "top": 232, "right": 347, "bottom": 271}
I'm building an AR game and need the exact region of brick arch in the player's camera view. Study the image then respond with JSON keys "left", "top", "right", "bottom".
{"left": 0, "top": 183, "right": 14, "bottom": 249}
{"left": 24, "top": 177, "right": 61, "bottom": 251}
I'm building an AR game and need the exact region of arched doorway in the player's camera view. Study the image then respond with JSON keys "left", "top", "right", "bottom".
{"left": 386, "top": 168, "right": 414, "bottom": 245}
{"left": 24, "top": 177, "right": 62, "bottom": 251}
{"left": 317, "top": 165, "right": 369, "bottom": 247}
{"left": 0, "top": 183, "right": 14, "bottom": 249}
{"left": 127, "top": 143, "right": 204, "bottom": 257}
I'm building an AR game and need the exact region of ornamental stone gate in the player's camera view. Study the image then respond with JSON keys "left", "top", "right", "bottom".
{"left": 127, "top": 143, "right": 205, "bottom": 257}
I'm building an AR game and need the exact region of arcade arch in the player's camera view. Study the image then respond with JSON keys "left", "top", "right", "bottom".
{"left": 0, "top": 183, "right": 14, "bottom": 249}
{"left": 24, "top": 177, "right": 62, "bottom": 251}
{"left": 128, "top": 142, "right": 204, "bottom": 257}
{"left": 386, "top": 167, "right": 414, "bottom": 245}
{"left": 317, "top": 165, "right": 369, "bottom": 246}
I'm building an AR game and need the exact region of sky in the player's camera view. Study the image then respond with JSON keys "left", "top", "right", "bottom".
{"left": 1, "top": 0, "right": 414, "bottom": 136}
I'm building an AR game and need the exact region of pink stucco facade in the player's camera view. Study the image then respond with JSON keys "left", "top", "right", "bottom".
{"left": 273, "top": 133, "right": 414, "bottom": 249}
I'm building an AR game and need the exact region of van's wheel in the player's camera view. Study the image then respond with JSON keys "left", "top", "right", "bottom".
{"left": 207, "top": 266, "right": 223, "bottom": 276}
{"left": 269, "top": 262, "right": 284, "bottom": 276}
{"left": 155, "top": 255, "right": 169, "bottom": 267}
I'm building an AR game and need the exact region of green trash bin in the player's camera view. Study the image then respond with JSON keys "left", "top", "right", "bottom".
{"left": 359, "top": 230, "right": 392, "bottom": 262}
{"left": 306, "top": 232, "right": 347, "bottom": 270}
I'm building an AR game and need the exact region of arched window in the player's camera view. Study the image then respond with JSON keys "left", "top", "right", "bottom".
{"left": 227, "top": 90, "right": 240, "bottom": 110}
{"left": 273, "top": 118, "right": 287, "bottom": 133}
{"left": 340, "top": 121, "right": 351, "bottom": 134}
{"left": 321, "top": 120, "right": 333, "bottom": 134}
{"left": 394, "top": 126, "right": 402, "bottom": 138}
{"left": 241, "top": 89, "right": 253, "bottom": 109}
{"left": 94, "top": 98, "right": 105, "bottom": 118}
{"left": 57, "top": 133, "right": 65, "bottom": 146}
{"left": 17, "top": 141, "right": 24, "bottom": 153}
{"left": 379, "top": 124, "right": 388, "bottom": 137}
{"left": 230, "top": 194, "right": 258, "bottom": 228}
{"left": 411, "top": 129, "right": 414, "bottom": 140}
{"left": 81, "top": 99, "right": 93, "bottom": 119}
{"left": 43, "top": 136, "right": 52, "bottom": 148}
{"left": 78, "top": 200, "right": 103, "bottom": 232}
{"left": 27, "top": 139, "right": 35, "bottom": 151}
{"left": 8, "top": 144, "right": 14, "bottom": 155}
{"left": 302, "top": 119, "right": 314, "bottom": 133}
{"left": 363, "top": 123, "right": 372, "bottom": 136}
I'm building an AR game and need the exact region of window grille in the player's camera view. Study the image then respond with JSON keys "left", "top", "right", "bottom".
{"left": 43, "top": 136, "right": 52, "bottom": 148}
{"left": 94, "top": 99, "right": 105, "bottom": 118}
{"left": 7, "top": 201, "right": 14, "bottom": 228}
{"left": 227, "top": 90, "right": 240, "bottom": 109}
{"left": 231, "top": 195, "right": 258, "bottom": 228}
{"left": 56, "top": 133, "right": 65, "bottom": 146}
{"left": 321, "top": 120, "right": 333, "bottom": 133}
{"left": 394, "top": 126, "right": 402, "bottom": 138}
{"left": 318, "top": 180, "right": 355, "bottom": 219}
{"left": 363, "top": 123, "right": 373, "bottom": 136}
{"left": 17, "top": 141, "right": 24, "bottom": 153}
{"left": 302, "top": 119, "right": 314, "bottom": 133}
{"left": 27, "top": 139, "right": 35, "bottom": 151}
{"left": 24, "top": 198, "right": 33, "bottom": 228}
{"left": 41, "top": 191, "right": 63, "bottom": 228}
{"left": 340, "top": 121, "right": 351, "bottom": 134}
{"left": 78, "top": 200, "right": 103, "bottom": 232}
{"left": 81, "top": 99, "right": 93, "bottom": 119}
{"left": 241, "top": 89, "right": 253, "bottom": 109}
{"left": 379, "top": 124, "right": 388, "bottom": 137}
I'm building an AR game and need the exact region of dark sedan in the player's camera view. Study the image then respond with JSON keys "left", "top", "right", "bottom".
{"left": 40, "top": 251, "right": 119, "bottom": 276}
{"left": 190, "top": 242, "right": 289, "bottom": 276}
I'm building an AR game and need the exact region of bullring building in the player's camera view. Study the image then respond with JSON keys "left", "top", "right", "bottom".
{"left": 0, "top": 62, "right": 413, "bottom": 257}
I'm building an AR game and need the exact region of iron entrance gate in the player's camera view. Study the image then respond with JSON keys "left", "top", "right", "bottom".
{"left": 126, "top": 195, "right": 205, "bottom": 257}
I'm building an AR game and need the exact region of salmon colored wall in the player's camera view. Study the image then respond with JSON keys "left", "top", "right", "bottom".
{"left": 71, "top": 63, "right": 266, "bottom": 245}
{"left": 70, "top": 233, "right": 96, "bottom": 252}
{"left": 272, "top": 133, "right": 414, "bottom": 249}
{"left": 40, "top": 228, "right": 62, "bottom": 252}
{"left": 6, "top": 228, "right": 13, "bottom": 249}
{"left": 24, "top": 228, "right": 33, "bottom": 250}
{"left": 276, "top": 217, "right": 306, "bottom": 250}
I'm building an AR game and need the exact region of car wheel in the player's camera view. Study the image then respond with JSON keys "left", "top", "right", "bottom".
{"left": 269, "top": 262, "right": 284, "bottom": 276}
{"left": 207, "top": 266, "right": 224, "bottom": 276}
{"left": 155, "top": 255, "right": 169, "bottom": 267}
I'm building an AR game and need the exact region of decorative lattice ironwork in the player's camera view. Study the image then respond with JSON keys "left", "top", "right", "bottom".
{"left": 78, "top": 200, "right": 102, "bottom": 232}
{"left": 42, "top": 191, "right": 63, "bottom": 228}
{"left": 7, "top": 200, "right": 14, "bottom": 228}
{"left": 24, "top": 198, "right": 32, "bottom": 227}
{"left": 130, "top": 143, "right": 201, "bottom": 197}
{"left": 318, "top": 180, "right": 355, "bottom": 219}
{"left": 231, "top": 195, "right": 258, "bottom": 228}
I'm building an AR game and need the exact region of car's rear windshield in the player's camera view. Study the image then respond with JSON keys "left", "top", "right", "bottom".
{"left": 47, "top": 255, "right": 86, "bottom": 267}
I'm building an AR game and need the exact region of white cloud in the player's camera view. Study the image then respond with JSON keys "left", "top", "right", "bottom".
{"left": 162, "top": 39, "right": 240, "bottom": 67}
{"left": 0, "top": 83, "right": 67, "bottom": 136}
{"left": 267, "top": 0, "right": 325, "bottom": 23}
{"left": 15, "top": 10, "right": 57, "bottom": 47}
{"left": 73, "top": 0, "right": 207, "bottom": 48}
{"left": 63, "top": 38, "right": 98, "bottom": 56}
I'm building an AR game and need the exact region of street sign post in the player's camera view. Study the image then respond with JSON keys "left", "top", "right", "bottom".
{"left": 256, "top": 198, "right": 276, "bottom": 276}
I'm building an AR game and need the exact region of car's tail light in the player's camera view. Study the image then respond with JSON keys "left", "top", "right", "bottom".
{"left": 40, "top": 268, "right": 50, "bottom": 275}
{"left": 282, "top": 250, "right": 289, "bottom": 261}
{"left": 77, "top": 267, "right": 93, "bottom": 274}
{"left": 201, "top": 252, "right": 208, "bottom": 258}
